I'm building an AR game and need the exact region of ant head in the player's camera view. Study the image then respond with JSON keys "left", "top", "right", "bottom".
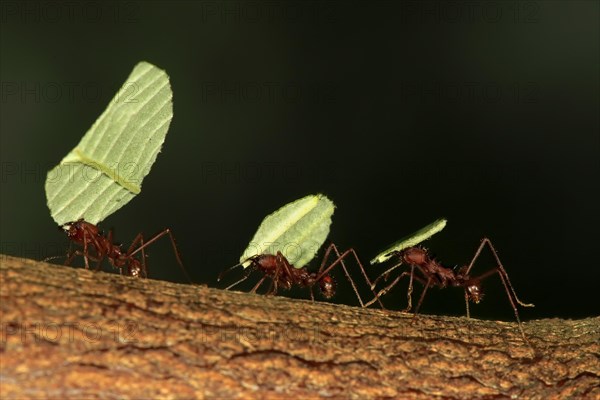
{"left": 129, "top": 261, "right": 146, "bottom": 278}
{"left": 59, "top": 222, "right": 72, "bottom": 232}
{"left": 59, "top": 219, "right": 87, "bottom": 240}
{"left": 466, "top": 282, "right": 484, "bottom": 303}
{"left": 319, "top": 275, "right": 336, "bottom": 299}
{"left": 245, "top": 254, "right": 263, "bottom": 268}
{"left": 60, "top": 221, "right": 79, "bottom": 239}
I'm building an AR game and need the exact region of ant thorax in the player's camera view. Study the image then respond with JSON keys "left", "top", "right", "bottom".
{"left": 401, "top": 247, "right": 454, "bottom": 287}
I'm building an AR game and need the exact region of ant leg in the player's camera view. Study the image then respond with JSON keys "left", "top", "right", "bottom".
{"left": 316, "top": 244, "right": 365, "bottom": 307}
{"left": 470, "top": 266, "right": 531, "bottom": 342}
{"left": 272, "top": 251, "right": 296, "bottom": 296}
{"left": 464, "top": 290, "right": 471, "bottom": 319}
{"left": 364, "top": 267, "right": 427, "bottom": 308}
{"left": 127, "top": 233, "right": 147, "bottom": 278}
{"left": 79, "top": 224, "right": 106, "bottom": 272}
{"left": 364, "top": 273, "right": 406, "bottom": 307}
{"left": 91, "top": 253, "right": 104, "bottom": 272}
{"left": 92, "top": 229, "right": 109, "bottom": 272}
{"left": 495, "top": 269, "right": 530, "bottom": 343}
{"left": 129, "top": 228, "right": 191, "bottom": 283}
{"left": 262, "top": 254, "right": 284, "bottom": 296}
{"left": 61, "top": 241, "right": 76, "bottom": 265}
{"left": 316, "top": 243, "right": 364, "bottom": 308}
{"left": 413, "top": 277, "right": 433, "bottom": 317}
{"left": 269, "top": 251, "right": 303, "bottom": 297}
{"left": 43, "top": 254, "right": 70, "bottom": 264}
{"left": 317, "top": 244, "right": 384, "bottom": 308}
{"left": 466, "top": 238, "right": 534, "bottom": 343}
{"left": 265, "top": 278, "right": 281, "bottom": 296}
{"left": 250, "top": 275, "right": 269, "bottom": 294}
{"left": 404, "top": 264, "right": 416, "bottom": 313}
{"left": 465, "top": 238, "right": 534, "bottom": 308}
{"left": 371, "top": 261, "right": 403, "bottom": 290}
{"left": 219, "top": 262, "right": 243, "bottom": 282}
{"left": 82, "top": 227, "right": 91, "bottom": 270}
{"left": 224, "top": 266, "right": 254, "bottom": 291}
{"left": 65, "top": 250, "right": 103, "bottom": 270}
{"left": 63, "top": 243, "right": 77, "bottom": 266}
{"left": 44, "top": 240, "right": 75, "bottom": 265}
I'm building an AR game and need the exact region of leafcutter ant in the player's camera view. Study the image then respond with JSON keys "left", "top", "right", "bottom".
{"left": 48, "top": 218, "right": 189, "bottom": 280}
{"left": 219, "top": 243, "right": 384, "bottom": 308}
{"left": 368, "top": 231, "right": 534, "bottom": 342}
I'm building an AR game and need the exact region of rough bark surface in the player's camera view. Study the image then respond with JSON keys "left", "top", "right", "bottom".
{"left": 1, "top": 254, "right": 599, "bottom": 399}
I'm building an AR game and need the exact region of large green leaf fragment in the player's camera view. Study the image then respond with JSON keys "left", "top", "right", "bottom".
{"left": 370, "top": 218, "right": 447, "bottom": 264}
{"left": 240, "top": 194, "right": 335, "bottom": 269}
{"left": 45, "top": 61, "right": 173, "bottom": 225}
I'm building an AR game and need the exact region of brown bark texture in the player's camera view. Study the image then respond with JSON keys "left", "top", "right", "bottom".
{"left": 1, "top": 254, "right": 599, "bottom": 399}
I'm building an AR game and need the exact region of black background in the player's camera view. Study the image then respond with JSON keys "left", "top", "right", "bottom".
{"left": 1, "top": 1, "right": 598, "bottom": 321}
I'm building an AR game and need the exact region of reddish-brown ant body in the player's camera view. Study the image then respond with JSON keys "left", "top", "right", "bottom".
{"left": 53, "top": 218, "right": 187, "bottom": 280}
{"left": 368, "top": 238, "right": 534, "bottom": 341}
{"left": 220, "top": 243, "right": 384, "bottom": 308}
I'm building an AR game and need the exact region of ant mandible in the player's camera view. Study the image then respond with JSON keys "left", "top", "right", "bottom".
{"left": 366, "top": 238, "right": 534, "bottom": 341}
{"left": 219, "top": 243, "right": 385, "bottom": 308}
{"left": 52, "top": 218, "right": 189, "bottom": 280}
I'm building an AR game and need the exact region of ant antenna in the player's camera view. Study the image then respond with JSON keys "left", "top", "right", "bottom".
{"left": 218, "top": 261, "right": 258, "bottom": 291}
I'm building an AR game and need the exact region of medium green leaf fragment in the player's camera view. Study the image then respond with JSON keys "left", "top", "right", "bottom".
{"left": 45, "top": 61, "right": 173, "bottom": 225}
{"left": 370, "top": 218, "right": 447, "bottom": 265}
{"left": 240, "top": 194, "right": 335, "bottom": 269}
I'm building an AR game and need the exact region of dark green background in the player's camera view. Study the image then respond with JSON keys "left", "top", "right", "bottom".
{"left": 1, "top": 1, "right": 598, "bottom": 320}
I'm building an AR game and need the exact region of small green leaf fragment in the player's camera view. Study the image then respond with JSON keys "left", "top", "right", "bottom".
{"left": 371, "top": 218, "right": 447, "bottom": 264}
{"left": 240, "top": 194, "right": 335, "bottom": 269}
{"left": 45, "top": 61, "right": 173, "bottom": 225}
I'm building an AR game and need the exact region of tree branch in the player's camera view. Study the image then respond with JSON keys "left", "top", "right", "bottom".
{"left": 1, "top": 254, "right": 598, "bottom": 399}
